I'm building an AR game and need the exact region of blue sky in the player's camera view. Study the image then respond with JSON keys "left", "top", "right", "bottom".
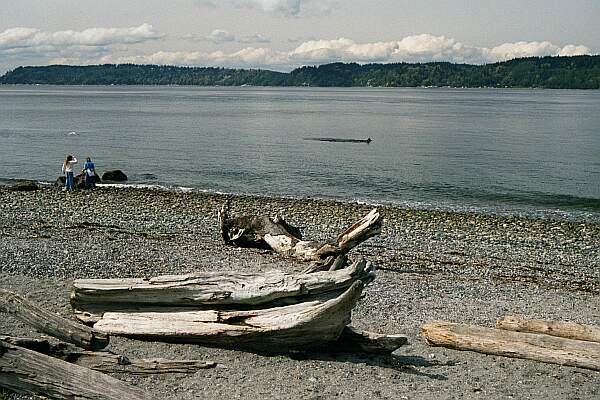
{"left": 0, "top": 0, "right": 598, "bottom": 72}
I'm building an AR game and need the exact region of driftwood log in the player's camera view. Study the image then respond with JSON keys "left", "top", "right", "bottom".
{"left": 421, "top": 322, "right": 600, "bottom": 371}
{"left": 0, "top": 340, "right": 147, "bottom": 400}
{"left": 90, "top": 281, "right": 364, "bottom": 350}
{"left": 497, "top": 315, "right": 600, "bottom": 343}
{"left": 324, "top": 326, "right": 408, "bottom": 354}
{"left": 71, "top": 258, "right": 375, "bottom": 324}
{"left": 0, "top": 289, "right": 108, "bottom": 350}
{"left": 219, "top": 205, "right": 382, "bottom": 268}
{"left": 0, "top": 336, "right": 217, "bottom": 374}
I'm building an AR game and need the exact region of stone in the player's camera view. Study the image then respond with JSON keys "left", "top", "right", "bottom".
{"left": 102, "top": 170, "right": 128, "bottom": 182}
{"left": 8, "top": 180, "right": 39, "bottom": 192}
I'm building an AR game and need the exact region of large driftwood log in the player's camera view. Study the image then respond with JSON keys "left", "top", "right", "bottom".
{"left": 91, "top": 281, "right": 364, "bottom": 350}
{"left": 219, "top": 205, "right": 382, "bottom": 264}
{"left": 71, "top": 259, "right": 374, "bottom": 324}
{"left": 496, "top": 315, "right": 600, "bottom": 343}
{"left": 0, "top": 289, "right": 108, "bottom": 350}
{"left": 421, "top": 322, "right": 600, "bottom": 371}
{"left": 0, "top": 340, "right": 147, "bottom": 399}
{"left": 0, "top": 336, "right": 217, "bottom": 374}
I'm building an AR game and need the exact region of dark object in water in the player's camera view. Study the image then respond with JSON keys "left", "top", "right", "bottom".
{"left": 305, "top": 137, "right": 372, "bottom": 144}
{"left": 102, "top": 170, "right": 128, "bottom": 182}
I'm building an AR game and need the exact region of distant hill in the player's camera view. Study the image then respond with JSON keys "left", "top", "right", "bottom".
{"left": 1, "top": 55, "right": 599, "bottom": 89}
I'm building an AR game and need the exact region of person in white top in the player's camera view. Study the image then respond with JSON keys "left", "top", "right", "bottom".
{"left": 61, "top": 154, "right": 78, "bottom": 192}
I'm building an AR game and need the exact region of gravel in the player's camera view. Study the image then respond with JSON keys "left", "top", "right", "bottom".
{"left": 1, "top": 185, "right": 599, "bottom": 399}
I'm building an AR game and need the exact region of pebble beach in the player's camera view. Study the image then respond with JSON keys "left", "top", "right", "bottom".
{"left": 1, "top": 184, "right": 599, "bottom": 399}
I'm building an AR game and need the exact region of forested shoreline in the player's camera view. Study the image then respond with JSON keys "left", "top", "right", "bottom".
{"left": 1, "top": 55, "right": 598, "bottom": 89}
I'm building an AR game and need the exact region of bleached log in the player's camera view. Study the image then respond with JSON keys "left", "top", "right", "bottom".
{"left": 496, "top": 315, "right": 600, "bottom": 343}
{"left": 220, "top": 205, "right": 382, "bottom": 263}
{"left": 92, "top": 281, "right": 364, "bottom": 350}
{"left": 421, "top": 322, "right": 600, "bottom": 371}
{"left": 0, "top": 336, "right": 217, "bottom": 374}
{"left": 71, "top": 259, "right": 374, "bottom": 323}
{"left": 0, "top": 289, "right": 108, "bottom": 350}
{"left": 0, "top": 340, "right": 147, "bottom": 399}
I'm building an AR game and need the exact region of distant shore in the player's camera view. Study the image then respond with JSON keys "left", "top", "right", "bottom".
{"left": 1, "top": 185, "right": 598, "bottom": 398}
{"left": 2, "top": 55, "right": 599, "bottom": 89}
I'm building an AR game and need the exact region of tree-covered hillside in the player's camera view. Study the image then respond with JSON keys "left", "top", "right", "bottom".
{"left": 1, "top": 56, "right": 598, "bottom": 89}
{"left": 0, "top": 64, "right": 288, "bottom": 86}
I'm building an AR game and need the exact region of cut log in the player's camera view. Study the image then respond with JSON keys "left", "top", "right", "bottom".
{"left": 0, "top": 340, "right": 147, "bottom": 399}
{"left": 421, "top": 322, "right": 600, "bottom": 371}
{"left": 0, "top": 336, "right": 217, "bottom": 374}
{"left": 71, "top": 259, "right": 375, "bottom": 324}
{"left": 496, "top": 315, "right": 600, "bottom": 343}
{"left": 219, "top": 205, "right": 382, "bottom": 263}
{"left": 91, "top": 281, "right": 364, "bottom": 350}
{"left": 0, "top": 289, "right": 108, "bottom": 350}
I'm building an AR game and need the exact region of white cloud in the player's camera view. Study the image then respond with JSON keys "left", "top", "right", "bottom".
{"left": 558, "top": 44, "right": 591, "bottom": 57}
{"left": 0, "top": 24, "right": 162, "bottom": 52}
{"left": 194, "top": 0, "right": 337, "bottom": 16}
{"left": 207, "top": 29, "right": 236, "bottom": 44}
{"left": 239, "top": 34, "right": 271, "bottom": 44}
{"left": 181, "top": 30, "right": 271, "bottom": 44}
{"left": 0, "top": 27, "right": 593, "bottom": 72}
{"left": 0, "top": 23, "right": 163, "bottom": 68}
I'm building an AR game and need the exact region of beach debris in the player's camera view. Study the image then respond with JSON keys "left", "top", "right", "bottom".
{"left": 319, "top": 326, "right": 408, "bottom": 354}
{"left": 102, "top": 169, "right": 128, "bottom": 182}
{"left": 0, "top": 289, "right": 108, "bottom": 351}
{"left": 496, "top": 315, "right": 600, "bottom": 343}
{"left": 90, "top": 281, "right": 365, "bottom": 349}
{"left": 421, "top": 321, "right": 600, "bottom": 371}
{"left": 0, "top": 340, "right": 148, "bottom": 400}
{"left": 0, "top": 335, "right": 219, "bottom": 374}
{"left": 219, "top": 205, "right": 382, "bottom": 272}
{"left": 69, "top": 259, "right": 399, "bottom": 353}
{"left": 0, "top": 290, "right": 221, "bottom": 398}
{"left": 71, "top": 258, "right": 375, "bottom": 322}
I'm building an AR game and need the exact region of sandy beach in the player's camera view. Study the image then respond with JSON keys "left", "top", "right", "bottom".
{"left": 1, "top": 185, "right": 599, "bottom": 399}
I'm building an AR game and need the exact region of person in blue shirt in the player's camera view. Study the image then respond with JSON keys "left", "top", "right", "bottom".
{"left": 83, "top": 157, "right": 96, "bottom": 189}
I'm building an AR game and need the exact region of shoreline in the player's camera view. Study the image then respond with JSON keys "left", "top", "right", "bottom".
{"left": 3, "top": 177, "right": 600, "bottom": 225}
{"left": 1, "top": 185, "right": 599, "bottom": 399}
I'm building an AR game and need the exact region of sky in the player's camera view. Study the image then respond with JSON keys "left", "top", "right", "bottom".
{"left": 0, "top": 0, "right": 598, "bottom": 73}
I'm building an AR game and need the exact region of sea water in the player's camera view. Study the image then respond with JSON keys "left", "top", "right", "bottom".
{"left": 1, "top": 85, "right": 599, "bottom": 221}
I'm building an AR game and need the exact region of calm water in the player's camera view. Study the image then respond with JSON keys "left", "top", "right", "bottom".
{"left": 1, "top": 85, "right": 599, "bottom": 221}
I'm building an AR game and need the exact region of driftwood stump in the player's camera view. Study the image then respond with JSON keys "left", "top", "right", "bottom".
{"left": 219, "top": 204, "right": 382, "bottom": 270}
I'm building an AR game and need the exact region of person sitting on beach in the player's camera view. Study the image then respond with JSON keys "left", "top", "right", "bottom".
{"left": 83, "top": 156, "right": 96, "bottom": 189}
{"left": 61, "top": 154, "right": 77, "bottom": 192}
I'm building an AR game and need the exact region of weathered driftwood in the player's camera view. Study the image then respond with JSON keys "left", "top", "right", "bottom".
{"left": 219, "top": 205, "right": 382, "bottom": 265}
{"left": 91, "top": 281, "right": 364, "bottom": 350}
{"left": 324, "top": 326, "right": 408, "bottom": 354}
{"left": 496, "top": 315, "right": 600, "bottom": 343}
{"left": 0, "top": 335, "right": 217, "bottom": 374}
{"left": 71, "top": 259, "right": 374, "bottom": 324}
{"left": 0, "top": 340, "right": 147, "bottom": 400}
{"left": 421, "top": 322, "right": 600, "bottom": 371}
{"left": 0, "top": 289, "right": 108, "bottom": 350}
